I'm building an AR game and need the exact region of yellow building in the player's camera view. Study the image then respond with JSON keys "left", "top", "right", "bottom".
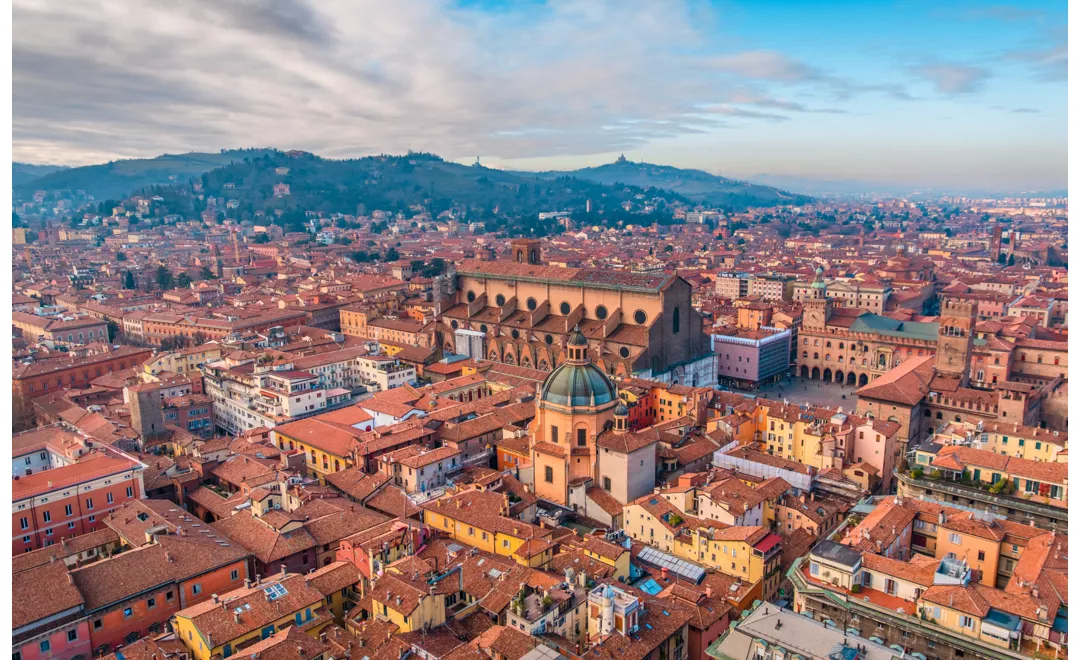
{"left": 172, "top": 564, "right": 360, "bottom": 660}
{"left": 369, "top": 559, "right": 452, "bottom": 632}
{"left": 623, "top": 493, "right": 782, "bottom": 602}
{"left": 580, "top": 536, "right": 632, "bottom": 582}
{"left": 421, "top": 489, "right": 556, "bottom": 567}
{"left": 272, "top": 418, "right": 360, "bottom": 481}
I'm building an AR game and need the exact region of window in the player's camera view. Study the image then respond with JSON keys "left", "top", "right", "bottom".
{"left": 603, "top": 477, "right": 612, "bottom": 491}
{"left": 94, "top": 619, "right": 103, "bottom": 630}
{"left": 67, "top": 629, "right": 78, "bottom": 642}
{"left": 85, "top": 498, "right": 94, "bottom": 510}
{"left": 959, "top": 615, "right": 974, "bottom": 629}
{"left": 231, "top": 569, "right": 239, "bottom": 580}
{"left": 545, "top": 466, "right": 554, "bottom": 483}
{"left": 672, "top": 307, "right": 680, "bottom": 334}
{"left": 65, "top": 504, "right": 72, "bottom": 516}
{"left": 123, "top": 607, "right": 134, "bottom": 618}
{"left": 43, "top": 511, "right": 51, "bottom": 523}
{"left": 551, "top": 425, "right": 559, "bottom": 443}
{"left": 166, "top": 590, "right": 174, "bottom": 601}
{"left": 192, "top": 583, "right": 202, "bottom": 595}
{"left": 39, "top": 641, "right": 50, "bottom": 653}
{"left": 148, "top": 597, "right": 157, "bottom": 609}
{"left": 107, "top": 492, "right": 114, "bottom": 504}
{"left": 19, "top": 517, "right": 28, "bottom": 530}
{"left": 577, "top": 428, "right": 587, "bottom": 446}
{"left": 977, "top": 550, "right": 985, "bottom": 561}
{"left": 595, "top": 305, "right": 608, "bottom": 320}
{"left": 126, "top": 486, "right": 134, "bottom": 498}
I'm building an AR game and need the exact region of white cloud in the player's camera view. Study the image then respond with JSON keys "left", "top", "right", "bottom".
{"left": 909, "top": 63, "right": 991, "bottom": 94}
{"left": 13, "top": 0, "right": 900, "bottom": 165}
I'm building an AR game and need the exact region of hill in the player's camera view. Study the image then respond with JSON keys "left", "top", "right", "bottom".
{"left": 13, "top": 149, "right": 277, "bottom": 202}
{"left": 123, "top": 150, "right": 689, "bottom": 236}
{"left": 13, "top": 162, "right": 68, "bottom": 188}
{"left": 514, "top": 156, "right": 811, "bottom": 209}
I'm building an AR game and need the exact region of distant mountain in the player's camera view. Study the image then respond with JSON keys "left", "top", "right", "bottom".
{"left": 13, "top": 149, "right": 277, "bottom": 202}
{"left": 13, "top": 162, "right": 67, "bottom": 188}
{"left": 109, "top": 150, "right": 690, "bottom": 235}
{"left": 746, "top": 174, "right": 1068, "bottom": 199}
{"left": 513, "top": 157, "right": 812, "bottom": 210}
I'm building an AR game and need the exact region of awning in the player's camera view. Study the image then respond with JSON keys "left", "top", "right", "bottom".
{"left": 868, "top": 636, "right": 884, "bottom": 644}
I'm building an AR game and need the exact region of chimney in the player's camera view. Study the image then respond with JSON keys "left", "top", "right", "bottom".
{"left": 234, "top": 612, "right": 241, "bottom": 624}
{"left": 281, "top": 564, "right": 287, "bottom": 578}
{"left": 244, "top": 578, "right": 252, "bottom": 589}
{"left": 212, "top": 594, "right": 219, "bottom": 604}
{"left": 705, "top": 585, "right": 713, "bottom": 598}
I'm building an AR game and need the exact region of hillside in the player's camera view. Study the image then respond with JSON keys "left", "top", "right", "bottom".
{"left": 13, "top": 162, "right": 67, "bottom": 188}
{"left": 13, "top": 149, "right": 276, "bottom": 202}
{"left": 125, "top": 151, "right": 688, "bottom": 235}
{"left": 516, "top": 157, "right": 811, "bottom": 209}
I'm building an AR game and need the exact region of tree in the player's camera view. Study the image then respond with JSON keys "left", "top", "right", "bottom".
{"left": 116, "top": 251, "right": 127, "bottom": 262}
{"left": 123, "top": 271, "right": 136, "bottom": 290}
{"left": 177, "top": 272, "right": 192, "bottom": 288}
{"left": 200, "top": 265, "right": 218, "bottom": 280}
{"left": 155, "top": 265, "right": 174, "bottom": 290}
{"left": 252, "top": 233, "right": 270, "bottom": 244}
{"left": 106, "top": 321, "right": 120, "bottom": 342}
{"left": 385, "top": 247, "right": 400, "bottom": 261}
{"left": 1007, "top": 254, "right": 1016, "bottom": 266}
{"left": 13, "top": 211, "right": 24, "bottom": 228}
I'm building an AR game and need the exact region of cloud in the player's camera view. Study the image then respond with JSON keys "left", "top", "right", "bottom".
{"left": 1005, "top": 43, "right": 1067, "bottom": 81}
{"left": 11, "top": 0, "right": 904, "bottom": 165}
{"left": 707, "top": 50, "right": 823, "bottom": 83}
{"left": 1011, "top": 108, "right": 1039, "bottom": 113}
{"left": 909, "top": 63, "right": 991, "bottom": 94}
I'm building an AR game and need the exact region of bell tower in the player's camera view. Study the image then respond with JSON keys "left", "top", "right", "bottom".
{"left": 936, "top": 297, "right": 976, "bottom": 385}
{"left": 510, "top": 238, "right": 542, "bottom": 265}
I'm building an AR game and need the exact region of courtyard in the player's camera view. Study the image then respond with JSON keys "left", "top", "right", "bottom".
{"left": 729, "top": 375, "right": 859, "bottom": 410}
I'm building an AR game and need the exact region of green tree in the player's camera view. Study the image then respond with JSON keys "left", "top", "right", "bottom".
{"left": 123, "top": 271, "right": 136, "bottom": 290}
{"left": 199, "top": 265, "right": 218, "bottom": 280}
{"left": 155, "top": 265, "right": 174, "bottom": 290}
{"left": 177, "top": 272, "right": 192, "bottom": 288}
{"left": 252, "top": 233, "right": 270, "bottom": 244}
{"left": 385, "top": 247, "right": 400, "bottom": 261}
{"left": 1007, "top": 254, "right": 1016, "bottom": 266}
{"left": 116, "top": 251, "right": 127, "bottom": 262}
{"left": 106, "top": 321, "right": 120, "bottom": 342}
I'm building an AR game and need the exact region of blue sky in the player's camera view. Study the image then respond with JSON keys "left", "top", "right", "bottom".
{"left": 13, "top": 0, "right": 1066, "bottom": 191}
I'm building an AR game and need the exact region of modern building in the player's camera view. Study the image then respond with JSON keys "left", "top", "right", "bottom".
{"left": 712, "top": 327, "right": 791, "bottom": 389}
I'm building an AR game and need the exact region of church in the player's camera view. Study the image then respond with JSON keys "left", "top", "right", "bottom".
{"left": 438, "top": 238, "right": 715, "bottom": 387}
{"left": 528, "top": 328, "right": 659, "bottom": 524}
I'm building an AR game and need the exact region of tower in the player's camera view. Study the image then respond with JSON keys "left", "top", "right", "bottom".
{"left": 128, "top": 383, "right": 165, "bottom": 442}
{"left": 990, "top": 224, "right": 1003, "bottom": 260}
{"left": 510, "top": 238, "right": 542, "bottom": 265}
{"left": 803, "top": 266, "right": 832, "bottom": 331}
{"left": 936, "top": 297, "right": 976, "bottom": 385}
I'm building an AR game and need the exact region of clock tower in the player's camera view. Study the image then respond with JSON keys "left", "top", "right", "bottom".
{"left": 803, "top": 266, "right": 832, "bottom": 331}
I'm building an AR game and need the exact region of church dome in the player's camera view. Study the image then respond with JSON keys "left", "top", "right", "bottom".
{"left": 539, "top": 361, "right": 617, "bottom": 407}
{"left": 614, "top": 400, "right": 629, "bottom": 416}
{"left": 539, "top": 326, "right": 617, "bottom": 408}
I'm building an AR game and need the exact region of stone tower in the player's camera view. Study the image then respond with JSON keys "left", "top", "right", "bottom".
{"left": 935, "top": 297, "right": 977, "bottom": 385}
{"left": 128, "top": 383, "right": 165, "bottom": 441}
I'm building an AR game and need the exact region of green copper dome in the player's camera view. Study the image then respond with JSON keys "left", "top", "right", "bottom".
{"left": 540, "top": 361, "right": 618, "bottom": 408}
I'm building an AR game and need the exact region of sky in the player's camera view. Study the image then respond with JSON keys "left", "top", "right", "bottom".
{"left": 12, "top": 0, "right": 1067, "bottom": 191}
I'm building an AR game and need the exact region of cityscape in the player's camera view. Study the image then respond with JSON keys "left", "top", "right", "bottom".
{"left": 9, "top": 3, "right": 1069, "bottom": 660}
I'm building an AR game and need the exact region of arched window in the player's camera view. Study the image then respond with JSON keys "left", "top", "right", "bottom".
{"left": 802, "top": 351, "right": 808, "bottom": 358}
{"left": 1020, "top": 354, "right": 1026, "bottom": 361}
{"left": 1037, "top": 355, "right": 1043, "bottom": 363}
{"left": 825, "top": 354, "right": 831, "bottom": 362}
{"left": 1054, "top": 356, "right": 1060, "bottom": 365}
{"left": 838, "top": 342, "right": 845, "bottom": 349}
{"left": 813, "top": 352, "right": 819, "bottom": 359}
{"left": 826, "top": 341, "right": 832, "bottom": 348}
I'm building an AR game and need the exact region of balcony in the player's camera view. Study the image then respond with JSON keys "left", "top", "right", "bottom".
{"left": 895, "top": 471, "right": 1066, "bottom": 529}
{"left": 786, "top": 556, "right": 1033, "bottom": 660}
